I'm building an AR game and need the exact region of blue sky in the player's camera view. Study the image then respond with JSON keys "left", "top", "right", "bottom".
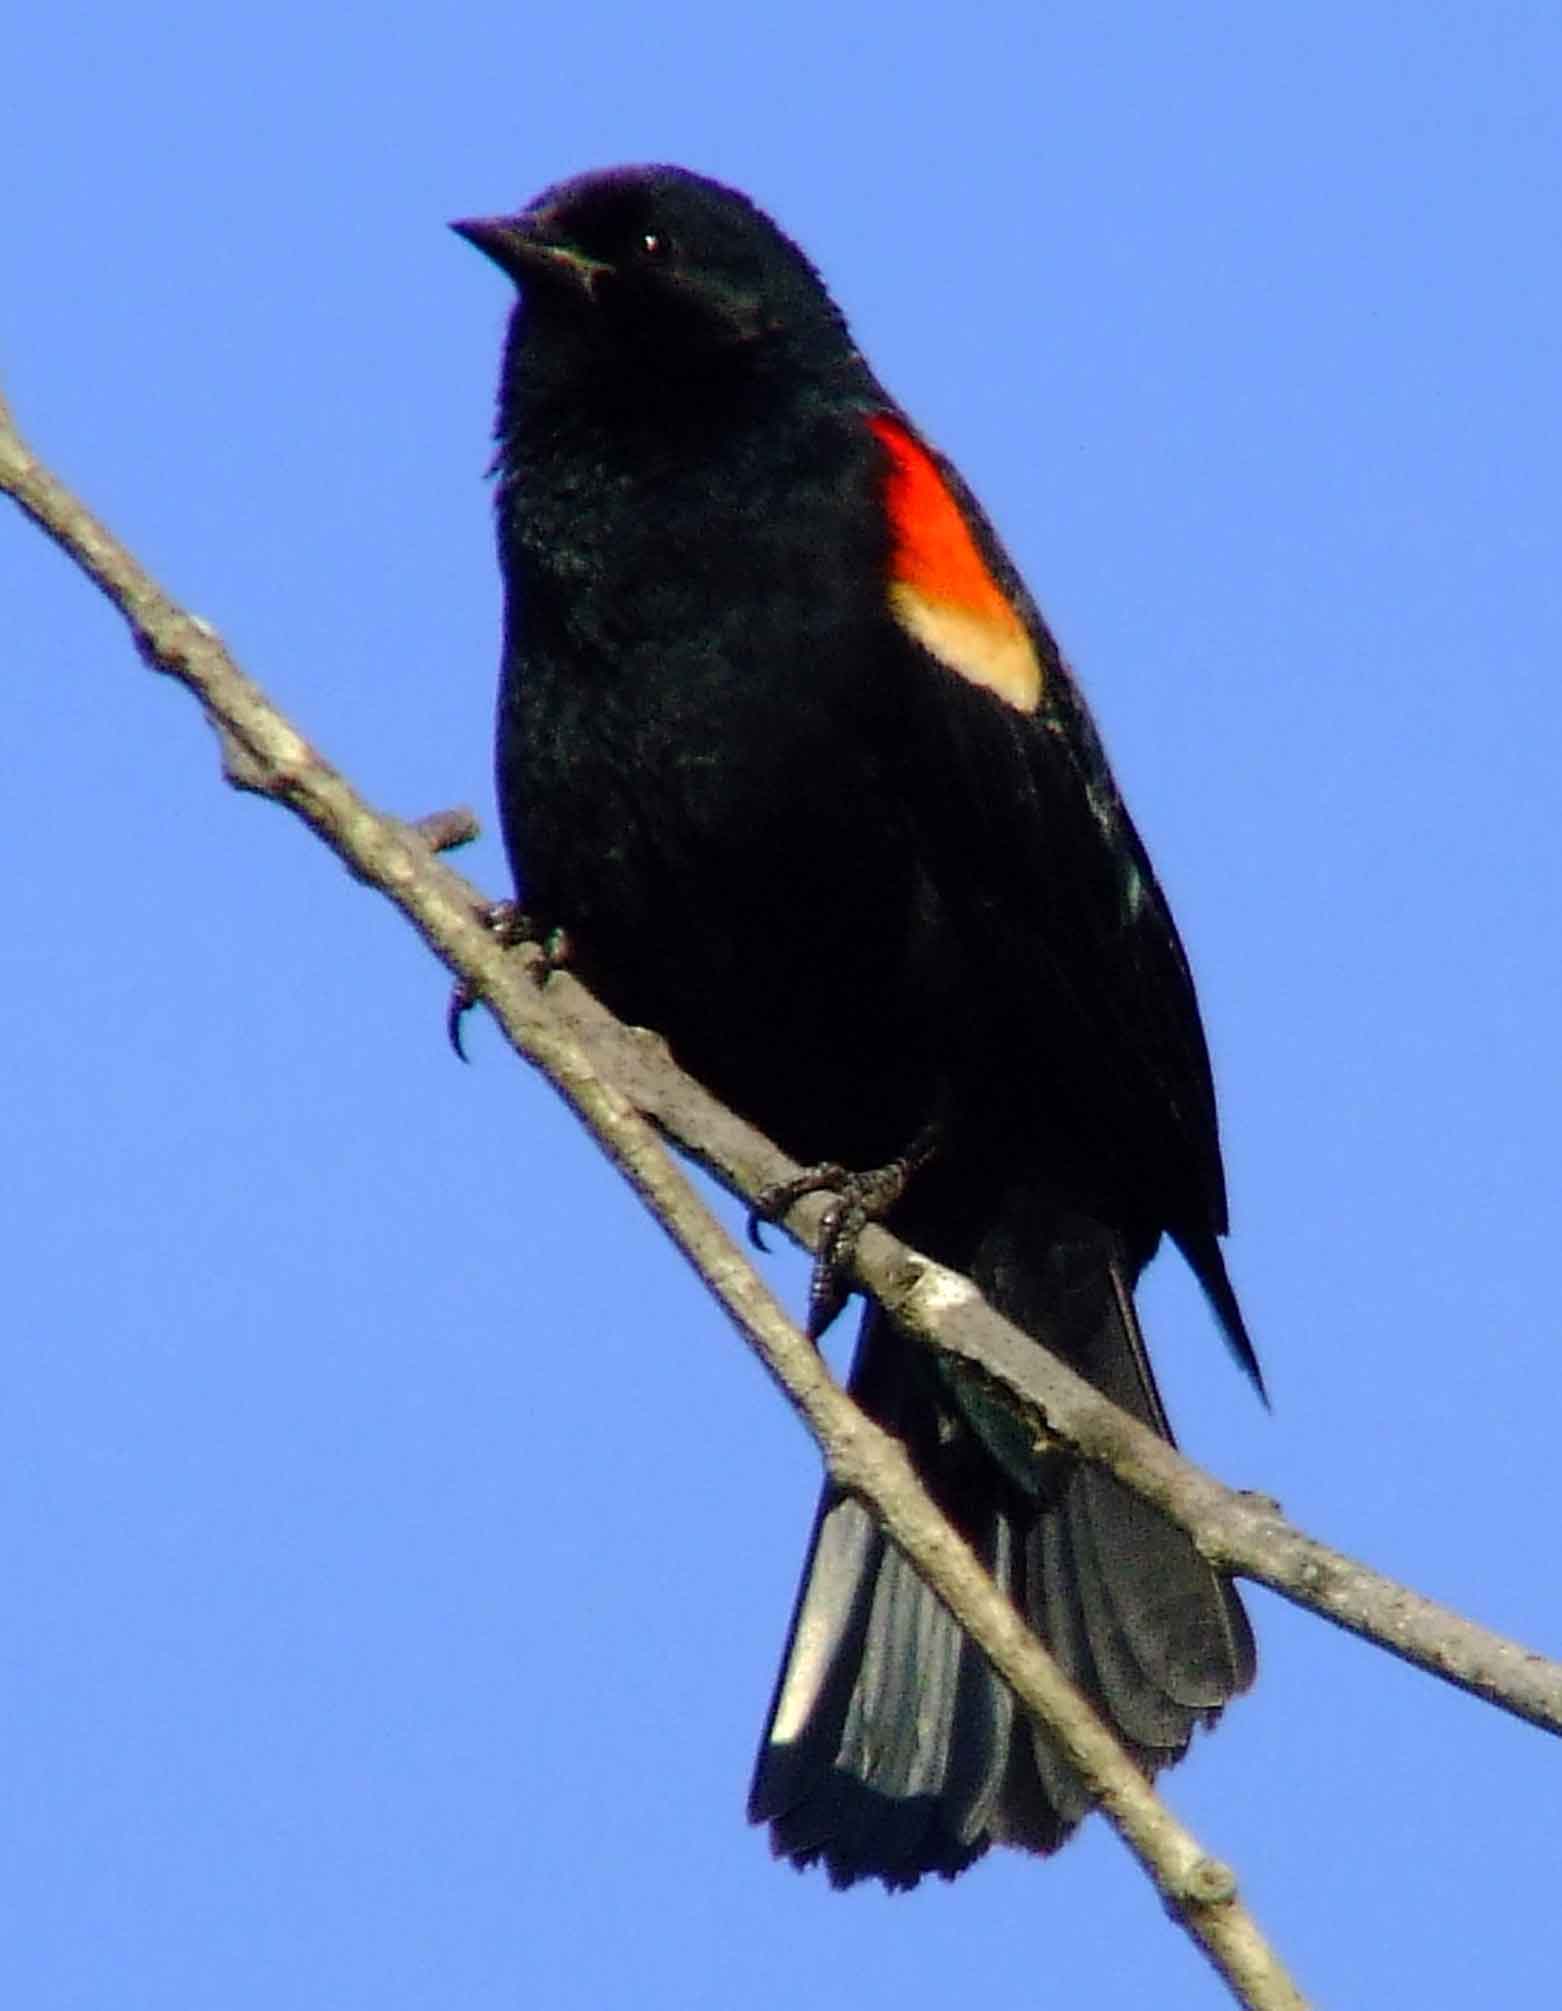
{"left": 6, "top": 4, "right": 1560, "bottom": 2005}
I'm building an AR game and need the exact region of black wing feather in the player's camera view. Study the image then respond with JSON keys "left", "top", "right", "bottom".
{"left": 879, "top": 428, "right": 1261, "bottom": 1388}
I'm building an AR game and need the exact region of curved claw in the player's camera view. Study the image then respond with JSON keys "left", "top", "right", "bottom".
{"left": 443, "top": 901, "right": 553, "bottom": 1064}
{"left": 750, "top": 1124, "right": 945, "bottom": 1338}
{"left": 749, "top": 1162, "right": 850, "bottom": 1263}
{"left": 806, "top": 1200, "right": 855, "bottom": 1337}
{"left": 447, "top": 978, "right": 478, "bottom": 1061}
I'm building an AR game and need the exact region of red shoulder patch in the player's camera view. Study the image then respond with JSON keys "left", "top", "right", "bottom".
{"left": 868, "top": 413, "right": 1042, "bottom": 713}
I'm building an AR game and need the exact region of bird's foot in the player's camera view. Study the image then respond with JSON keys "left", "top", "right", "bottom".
{"left": 748, "top": 1122, "right": 943, "bottom": 1337}
{"left": 446, "top": 903, "right": 573, "bottom": 1059}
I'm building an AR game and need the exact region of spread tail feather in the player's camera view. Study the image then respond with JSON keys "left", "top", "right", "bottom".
{"left": 748, "top": 1198, "right": 1253, "bottom": 1889}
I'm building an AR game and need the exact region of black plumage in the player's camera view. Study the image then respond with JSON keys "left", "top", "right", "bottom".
{"left": 456, "top": 164, "right": 1258, "bottom": 1889}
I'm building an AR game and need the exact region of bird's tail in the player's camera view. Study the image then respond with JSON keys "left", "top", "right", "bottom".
{"left": 747, "top": 1191, "right": 1254, "bottom": 1889}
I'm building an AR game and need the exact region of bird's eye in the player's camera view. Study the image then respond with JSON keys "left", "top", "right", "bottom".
{"left": 638, "top": 230, "right": 670, "bottom": 260}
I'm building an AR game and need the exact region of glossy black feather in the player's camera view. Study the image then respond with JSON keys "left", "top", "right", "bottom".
{"left": 462, "top": 163, "right": 1261, "bottom": 1889}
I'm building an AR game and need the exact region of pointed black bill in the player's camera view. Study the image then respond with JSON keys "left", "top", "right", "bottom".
{"left": 450, "top": 213, "right": 610, "bottom": 293}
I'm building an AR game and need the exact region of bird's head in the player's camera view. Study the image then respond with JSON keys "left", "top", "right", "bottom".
{"left": 454, "top": 164, "right": 858, "bottom": 390}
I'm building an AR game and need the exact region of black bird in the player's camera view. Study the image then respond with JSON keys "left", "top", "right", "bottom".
{"left": 455, "top": 164, "right": 1259, "bottom": 1890}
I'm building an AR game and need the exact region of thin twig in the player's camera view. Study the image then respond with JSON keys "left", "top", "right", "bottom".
{"left": 536, "top": 959, "right": 1562, "bottom": 1736}
{"left": 410, "top": 805, "right": 481, "bottom": 853}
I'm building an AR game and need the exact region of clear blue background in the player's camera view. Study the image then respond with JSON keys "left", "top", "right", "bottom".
{"left": 7, "top": 5, "right": 1559, "bottom": 2005}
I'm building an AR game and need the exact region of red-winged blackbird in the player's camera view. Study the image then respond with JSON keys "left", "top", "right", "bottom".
{"left": 455, "top": 165, "right": 1260, "bottom": 1891}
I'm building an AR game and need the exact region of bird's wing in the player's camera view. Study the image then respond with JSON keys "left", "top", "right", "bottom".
{"left": 866, "top": 412, "right": 1257, "bottom": 1379}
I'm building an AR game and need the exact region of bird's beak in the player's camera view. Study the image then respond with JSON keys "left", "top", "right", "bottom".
{"left": 450, "top": 212, "right": 610, "bottom": 294}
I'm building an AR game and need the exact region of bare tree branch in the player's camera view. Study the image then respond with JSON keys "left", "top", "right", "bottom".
{"left": 0, "top": 383, "right": 1532, "bottom": 2005}
{"left": 540, "top": 962, "right": 1562, "bottom": 1742}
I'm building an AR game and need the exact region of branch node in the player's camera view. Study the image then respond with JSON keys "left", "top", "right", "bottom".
{"left": 903, "top": 1255, "right": 981, "bottom": 1323}
{"left": 630, "top": 1024, "right": 676, "bottom": 1067}
{"left": 213, "top": 716, "right": 272, "bottom": 794}
{"left": 410, "top": 806, "right": 481, "bottom": 853}
{"left": 1177, "top": 1855, "right": 1239, "bottom": 1909}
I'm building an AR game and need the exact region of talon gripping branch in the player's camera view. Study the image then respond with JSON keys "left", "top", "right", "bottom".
{"left": 456, "top": 165, "right": 1262, "bottom": 1891}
